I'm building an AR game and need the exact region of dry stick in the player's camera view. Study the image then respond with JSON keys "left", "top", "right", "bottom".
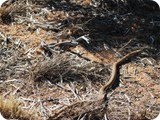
{"left": 68, "top": 82, "right": 81, "bottom": 100}
{"left": 35, "top": 85, "right": 47, "bottom": 120}
{"left": 118, "top": 38, "right": 134, "bottom": 52}
{"left": 52, "top": 99, "right": 104, "bottom": 119}
{"left": 43, "top": 34, "right": 89, "bottom": 50}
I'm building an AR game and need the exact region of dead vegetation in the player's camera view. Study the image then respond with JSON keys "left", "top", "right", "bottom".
{"left": 0, "top": 95, "right": 38, "bottom": 120}
{"left": 31, "top": 52, "right": 109, "bottom": 83}
{"left": 0, "top": 0, "right": 160, "bottom": 120}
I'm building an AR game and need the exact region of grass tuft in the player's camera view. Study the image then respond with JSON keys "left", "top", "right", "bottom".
{"left": 0, "top": 95, "right": 38, "bottom": 120}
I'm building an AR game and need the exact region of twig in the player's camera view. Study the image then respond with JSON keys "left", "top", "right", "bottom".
{"left": 118, "top": 38, "right": 134, "bottom": 52}
{"left": 34, "top": 23, "right": 60, "bottom": 32}
{"left": 39, "top": 98, "right": 47, "bottom": 120}
{"left": 41, "top": 34, "right": 90, "bottom": 52}
{"left": 68, "top": 82, "right": 82, "bottom": 100}
{"left": 35, "top": 85, "right": 47, "bottom": 120}
{"left": 104, "top": 114, "right": 108, "bottom": 120}
{"left": 141, "top": 58, "right": 153, "bottom": 65}
{"left": 56, "top": 83, "right": 70, "bottom": 91}
{"left": 69, "top": 51, "right": 91, "bottom": 61}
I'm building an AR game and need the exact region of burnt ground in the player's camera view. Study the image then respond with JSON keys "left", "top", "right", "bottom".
{"left": 0, "top": 0, "right": 160, "bottom": 120}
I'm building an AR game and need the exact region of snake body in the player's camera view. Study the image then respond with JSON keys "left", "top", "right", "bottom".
{"left": 52, "top": 49, "right": 144, "bottom": 118}
{"left": 99, "top": 49, "right": 142, "bottom": 96}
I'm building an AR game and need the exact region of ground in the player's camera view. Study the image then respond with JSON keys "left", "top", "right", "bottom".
{"left": 0, "top": 0, "right": 160, "bottom": 120}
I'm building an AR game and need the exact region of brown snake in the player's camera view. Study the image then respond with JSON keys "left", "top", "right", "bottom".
{"left": 52, "top": 49, "right": 144, "bottom": 119}
{"left": 99, "top": 49, "right": 143, "bottom": 96}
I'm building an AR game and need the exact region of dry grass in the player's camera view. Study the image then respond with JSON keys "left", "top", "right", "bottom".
{"left": 0, "top": 95, "right": 38, "bottom": 120}
{"left": 31, "top": 52, "right": 109, "bottom": 84}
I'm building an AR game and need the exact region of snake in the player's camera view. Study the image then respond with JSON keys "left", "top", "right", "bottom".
{"left": 99, "top": 49, "right": 143, "bottom": 96}
{"left": 52, "top": 49, "right": 145, "bottom": 119}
